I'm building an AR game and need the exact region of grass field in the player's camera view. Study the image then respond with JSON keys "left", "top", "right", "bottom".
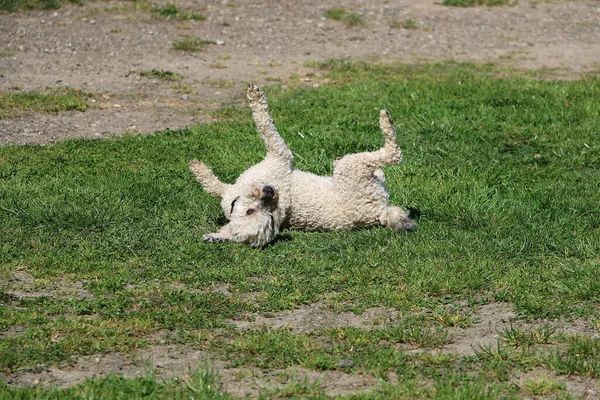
{"left": 1, "top": 62, "right": 599, "bottom": 398}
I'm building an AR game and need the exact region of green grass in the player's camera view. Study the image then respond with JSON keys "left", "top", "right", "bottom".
{"left": 1, "top": 61, "right": 600, "bottom": 396}
{"left": 0, "top": 365, "right": 232, "bottom": 399}
{"left": 0, "top": 88, "right": 92, "bottom": 119}
{"left": 139, "top": 69, "right": 183, "bottom": 81}
{"left": 172, "top": 37, "right": 210, "bottom": 52}
{"left": 150, "top": 3, "right": 205, "bottom": 21}
{"left": 0, "top": 0, "right": 84, "bottom": 12}
{"left": 323, "top": 8, "right": 364, "bottom": 26}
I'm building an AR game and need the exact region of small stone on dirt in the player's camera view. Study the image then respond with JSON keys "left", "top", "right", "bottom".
{"left": 338, "top": 359, "right": 355, "bottom": 368}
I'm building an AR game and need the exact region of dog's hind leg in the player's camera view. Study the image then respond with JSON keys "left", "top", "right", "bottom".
{"left": 333, "top": 109, "right": 402, "bottom": 179}
{"left": 247, "top": 85, "right": 293, "bottom": 163}
{"left": 379, "top": 206, "right": 416, "bottom": 232}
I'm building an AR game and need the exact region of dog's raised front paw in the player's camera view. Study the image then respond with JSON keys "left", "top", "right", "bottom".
{"left": 247, "top": 84, "right": 262, "bottom": 101}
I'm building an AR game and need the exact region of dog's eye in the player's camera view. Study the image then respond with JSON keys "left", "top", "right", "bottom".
{"left": 246, "top": 209, "right": 255, "bottom": 215}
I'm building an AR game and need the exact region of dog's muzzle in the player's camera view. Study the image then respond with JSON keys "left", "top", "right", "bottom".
{"left": 261, "top": 185, "right": 275, "bottom": 200}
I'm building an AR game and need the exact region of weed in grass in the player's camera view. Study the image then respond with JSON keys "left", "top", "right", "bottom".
{"left": 390, "top": 19, "right": 418, "bottom": 30}
{"left": 546, "top": 350, "right": 600, "bottom": 377}
{"left": 0, "top": 87, "right": 92, "bottom": 119}
{"left": 151, "top": 3, "right": 205, "bottom": 21}
{"left": 209, "top": 63, "right": 228, "bottom": 69}
{"left": 182, "top": 363, "right": 227, "bottom": 398}
{"left": 435, "top": 309, "right": 473, "bottom": 328}
{"left": 475, "top": 340, "right": 538, "bottom": 381}
{"left": 257, "top": 370, "right": 325, "bottom": 399}
{"left": 344, "top": 12, "right": 363, "bottom": 27}
{"left": 323, "top": 8, "right": 347, "bottom": 21}
{"left": 433, "top": 375, "right": 507, "bottom": 399}
{"left": 205, "top": 79, "right": 234, "bottom": 89}
{"left": 501, "top": 325, "right": 557, "bottom": 349}
{"left": 139, "top": 69, "right": 183, "bottom": 81}
{"left": 523, "top": 374, "right": 566, "bottom": 396}
{"left": 171, "top": 84, "right": 196, "bottom": 95}
{"left": 379, "top": 322, "right": 451, "bottom": 348}
{"left": 323, "top": 8, "right": 364, "bottom": 26}
{"left": 172, "top": 37, "right": 209, "bottom": 52}
{"left": 476, "top": 341, "right": 516, "bottom": 363}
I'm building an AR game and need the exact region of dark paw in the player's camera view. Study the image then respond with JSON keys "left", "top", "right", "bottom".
{"left": 382, "top": 109, "right": 393, "bottom": 123}
{"left": 407, "top": 207, "right": 421, "bottom": 219}
{"left": 399, "top": 218, "right": 417, "bottom": 231}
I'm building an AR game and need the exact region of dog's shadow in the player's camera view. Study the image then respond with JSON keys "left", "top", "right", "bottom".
{"left": 408, "top": 207, "right": 421, "bottom": 220}
{"left": 213, "top": 216, "right": 294, "bottom": 248}
{"left": 211, "top": 208, "right": 420, "bottom": 248}
{"left": 268, "top": 234, "right": 293, "bottom": 246}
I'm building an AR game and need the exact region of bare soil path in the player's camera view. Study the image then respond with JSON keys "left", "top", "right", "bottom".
{"left": 1, "top": 0, "right": 599, "bottom": 145}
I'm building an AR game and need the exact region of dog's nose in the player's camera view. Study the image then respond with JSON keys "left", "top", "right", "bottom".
{"left": 262, "top": 185, "right": 275, "bottom": 199}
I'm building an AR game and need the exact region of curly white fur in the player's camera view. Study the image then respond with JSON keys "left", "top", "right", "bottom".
{"left": 189, "top": 85, "right": 415, "bottom": 247}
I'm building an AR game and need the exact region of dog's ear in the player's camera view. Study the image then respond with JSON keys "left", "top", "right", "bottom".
{"left": 189, "top": 159, "right": 230, "bottom": 199}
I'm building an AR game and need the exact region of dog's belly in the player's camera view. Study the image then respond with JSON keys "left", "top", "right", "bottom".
{"left": 287, "top": 170, "right": 385, "bottom": 231}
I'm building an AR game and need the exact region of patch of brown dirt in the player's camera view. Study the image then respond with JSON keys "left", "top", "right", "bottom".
{"left": 1, "top": 0, "right": 599, "bottom": 145}
{"left": 2, "top": 344, "right": 379, "bottom": 398}
{"left": 231, "top": 301, "right": 599, "bottom": 357}
{"left": 4, "top": 270, "right": 94, "bottom": 300}
{"left": 441, "top": 302, "right": 518, "bottom": 356}
{"left": 231, "top": 303, "right": 399, "bottom": 333}
{"left": 440, "top": 303, "right": 598, "bottom": 356}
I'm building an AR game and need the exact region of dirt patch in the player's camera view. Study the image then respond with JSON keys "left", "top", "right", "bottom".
{"left": 2, "top": 344, "right": 379, "bottom": 398}
{"left": 4, "top": 270, "right": 94, "bottom": 300}
{"left": 440, "top": 303, "right": 597, "bottom": 356}
{"left": 1, "top": 0, "right": 599, "bottom": 145}
{"left": 440, "top": 302, "right": 518, "bottom": 356}
{"left": 231, "top": 303, "right": 399, "bottom": 333}
{"left": 0, "top": 325, "right": 27, "bottom": 340}
{"left": 231, "top": 302, "right": 599, "bottom": 356}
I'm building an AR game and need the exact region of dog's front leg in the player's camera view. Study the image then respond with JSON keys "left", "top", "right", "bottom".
{"left": 247, "top": 85, "right": 293, "bottom": 163}
{"left": 203, "top": 224, "right": 233, "bottom": 243}
{"left": 189, "top": 159, "right": 231, "bottom": 199}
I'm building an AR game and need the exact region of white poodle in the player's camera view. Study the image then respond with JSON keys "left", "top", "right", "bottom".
{"left": 189, "top": 84, "right": 415, "bottom": 247}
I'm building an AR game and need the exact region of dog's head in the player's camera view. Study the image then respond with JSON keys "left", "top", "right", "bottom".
{"left": 222, "top": 185, "right": 280, "bottom": 248}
